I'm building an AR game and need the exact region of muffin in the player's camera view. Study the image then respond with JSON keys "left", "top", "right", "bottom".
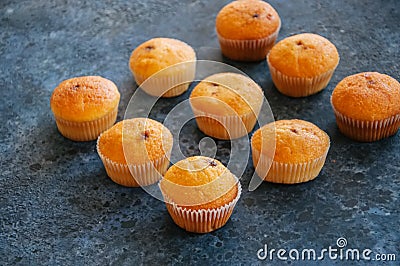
{"left": 159, "top": 156, "right": 241, "bottom": 233}
{"left": 97, "top": 118, "right": 173, "bottom": 187}
{"left": 331, "top": 72, "right": 400, "bottom": 142}
{"left": 251, "top": 119, "right": 330, "bottom": 184}
{"left": 129, "top": 37, "right": 196, "bottom": 97}
{"left": 190, "top": 72, "right": 264, "bottom": 140}
{"left": 50, "top": 76, "right": 120, "bottom": 141}
{"left": 267, "top": 33, "right": 339, "bottom": 97}
{"left": 216, "top": 0, "right": 281, "bottom": 61}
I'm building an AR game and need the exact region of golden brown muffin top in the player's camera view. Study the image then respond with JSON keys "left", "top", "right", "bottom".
{"left": 97, "top": 118, "right": 173, "bottom": 165}
{"left": 252, "top": 119, "right": 330, "bottom": 163}
{"left": 331, "top": 72, "right": 400, "bottom": 121}
{"left": 50, "top": 76, "right": 120, "bottom": 122}
{"left": 190, "top": 73, "right": 264, "bottom": 116}
{"left": 268, "top": 33, "right": 339, "bottom": 77}
{"left": 160, "top": 156, "right": 238, "bottom": 209}
{"left": 129, "top": 38, "right": 196, "bottom": 80}
{"left": 216, "top": 0, "right": 280, "bottom": 40}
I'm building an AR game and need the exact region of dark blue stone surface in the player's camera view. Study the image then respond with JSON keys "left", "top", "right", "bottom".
{"left": 0, "top": 0, "right": 399, "bottom": 265}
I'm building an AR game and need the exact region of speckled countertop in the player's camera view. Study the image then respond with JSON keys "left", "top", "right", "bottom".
{"left": 0, "top": 0, "right": 399, "bottom": 265}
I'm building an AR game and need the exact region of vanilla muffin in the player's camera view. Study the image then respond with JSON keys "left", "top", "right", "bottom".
{"left": 50, "top": 76, "right": 120, "bottom": 141}
{"left": 129, "top": 38, "right": 196, "bottom": 97}
{"left": 267, "top": 33, "right": 339, "bottom": 97}
{"left": 159, "top": 156, "right": 241, "bottom": 233}
{"left": 216, "top": 0, "right": 281, "bottom": 62}
{"left": 251, "top": 119, "right": 330, "bottom": 184}
{"left": 97, "top": 118, "right": 173, "bottom": 187}
{"left": 331, "top": 72, "right": 400, "bottom": 142}
{"left": 216, "top": 0, "right": 281, "bottom": 61}
{"left": 190, "top": 72, "right": 264, "bottom": 139}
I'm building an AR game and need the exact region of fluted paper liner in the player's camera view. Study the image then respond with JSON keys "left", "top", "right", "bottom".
{"left": 252, "top": 145, "right": 329, "bottom": 184}
{"left": 54, "top": 105, "right": 118, "bottom": 141}
{"left": 217, "top": 23, "right": 280, "bottom": 62}
{"left": 191, "top": 105, "right": 258, "bottom": 140}
{"left": 267, "top": 56, "right": 337, "bottom": 97}
{"left": 96, "top": 137, "right": 170, "bottom": 187}
{"left": 332, "top": 105, "right": 400, "bottom": 142}
{"left": 133, "top": 63, "right": 196, "bottom": 98}
{"left": 162, "top": 182, "right": 242, "bottom": 233}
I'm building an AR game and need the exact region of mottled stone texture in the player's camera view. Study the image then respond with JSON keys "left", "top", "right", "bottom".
{"left": 0, "top": 0, "right": 399, "bottom": 265}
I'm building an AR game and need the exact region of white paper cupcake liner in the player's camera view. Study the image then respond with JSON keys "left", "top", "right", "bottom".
{"left": 267, "top": 56, "right": 337, "bottom": 97}
{"left": 217, "top": 26, "right": 280, "bottom": 62}
{"left": 252, "top": 145, "right": 329, "bottom": 184}
{"left": 96, "top": 137, "right": 170, "bottom": 187}
{"left": 191, "top": 105, "right": 258, "bottom": 140}
{"left": 163, "top": 182, "right": 242, "bottom": 233}
{"left": 133, "top": 63, "right": 196, "bottom": 98}
{"left": 332, "top": 105, "right": 400, "bottom": 142}
{"left": 54, "top": 105, "right": 118, "bottom": 141}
